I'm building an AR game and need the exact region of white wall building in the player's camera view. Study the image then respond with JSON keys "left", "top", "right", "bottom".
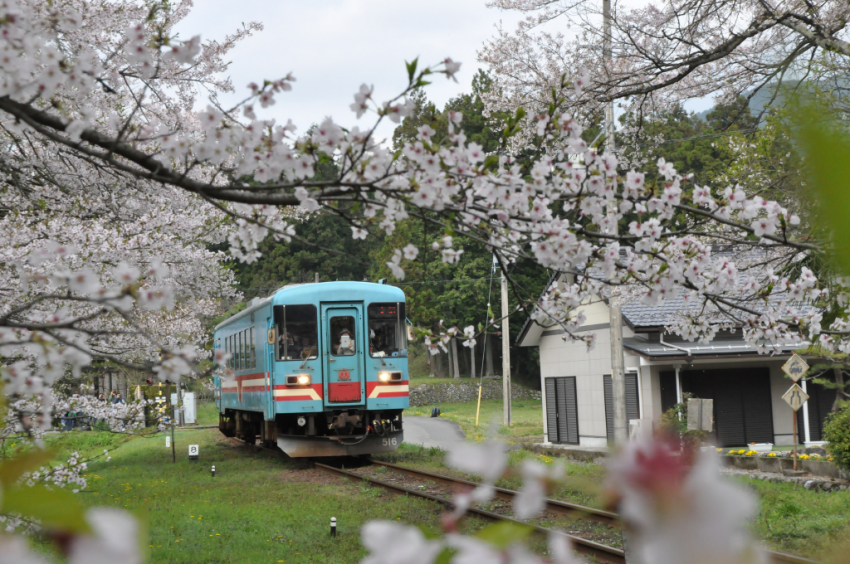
{"left": 517, "top": 287, "right": 836, "bottom": 449}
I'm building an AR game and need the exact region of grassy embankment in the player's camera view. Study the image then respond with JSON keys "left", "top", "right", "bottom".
{"left": 407, "top": 396, "right": 545, "bottom": 443}
{"left": 40, "top": 428, "right": 491, "bottom": 564}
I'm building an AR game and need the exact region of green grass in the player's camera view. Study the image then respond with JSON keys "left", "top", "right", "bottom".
{"left": 23, "top": 427, "right": 850, "bottom": 561}
{"left": 196, "top": 401, "right": 219, "bottom": 425}
{"left": 406, "top": 398, "right": 544, "bottom": 443}
{"left": 743, "top": 477, "right": 850, "bottom": 560}
{"left": 35, "top": 428, "right": 492, "bottom": 564}
{"left": 377, "top": 442, "right": 606, "bottom": 509}
{"left": 409, "top": 377, "right": 462, "bottom": 388}
{"left": 379, "top": 443, "right": 850, "bottom": 559}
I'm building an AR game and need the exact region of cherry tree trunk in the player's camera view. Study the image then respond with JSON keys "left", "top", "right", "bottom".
{"left": 451, "top": 337, "right": 461, "bottom": 379}
{"left": 485, "top": 334, "right": 495, "bottom": 377}
{"left": 833, "top": 367, "right": 846, "bottom": 412}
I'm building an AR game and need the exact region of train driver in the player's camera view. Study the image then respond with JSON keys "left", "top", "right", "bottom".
{"left": 279, "top": 330, "right": 294, "bottom": 359}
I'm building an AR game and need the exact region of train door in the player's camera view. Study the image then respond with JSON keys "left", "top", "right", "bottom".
{"left": 321, "top": 304, "right": 366, "bottom": 406}
{"left": 266, "top": 316, "right": 275, "bottom": 419}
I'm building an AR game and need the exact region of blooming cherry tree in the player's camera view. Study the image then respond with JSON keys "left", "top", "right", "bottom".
{"left": 0, "top": 0, "right": 844, "bottom": 562}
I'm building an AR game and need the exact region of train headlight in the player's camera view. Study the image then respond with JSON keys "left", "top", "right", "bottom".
{"left": 378, "top": 372, "right": 391, "bottom": 382}
{"left": 286, "top": 374, "right": 311, "bottom": 385}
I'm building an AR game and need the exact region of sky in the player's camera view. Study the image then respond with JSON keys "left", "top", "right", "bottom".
{"left": 176, "top": 1, "right": 715, "bottom": 142}
{"left": 176, "top": 0, "right": 527, "bottom": 143}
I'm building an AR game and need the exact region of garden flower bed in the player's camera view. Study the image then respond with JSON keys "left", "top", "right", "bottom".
{"left": 717, "top": 449, "right": 848, "bottom": 479}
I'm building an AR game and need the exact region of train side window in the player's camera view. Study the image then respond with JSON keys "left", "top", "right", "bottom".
{"left": 226, "top": 336, "right": 232, "bottom": 369}
{"left": 330, "top": 316, "right": 356, "bottom": 356}
{"left": 274, "top": 304, "right": 318, "bottom": 361}
{"left": 238, "top": 331, "right": 244, "bottom": 371}
{"left": 368, "top": 302, "right": 407, "bottom": 357}
{"left": 249, "top": 327, "right": 255, "bottom": 369}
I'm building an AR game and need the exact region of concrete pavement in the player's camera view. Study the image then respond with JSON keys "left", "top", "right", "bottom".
{"left": 402, "top": 415, "right": 466, "bottom": 451}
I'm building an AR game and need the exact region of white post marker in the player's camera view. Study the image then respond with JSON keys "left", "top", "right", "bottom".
{"left": 211, "top": 465, "right": 216, "bottom": 477}
{"left": 330, "top": 517, "right": 337, "bottom": 537}
{"left": 165, "top": 436, "right": 170, "bottom": 448}
{"left": 188, "top": 444, "right": 199, "bottom": 461}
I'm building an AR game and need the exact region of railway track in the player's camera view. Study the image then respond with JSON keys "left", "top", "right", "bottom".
{"left": 225, "top": 436, "right": 818, "bottom": 564}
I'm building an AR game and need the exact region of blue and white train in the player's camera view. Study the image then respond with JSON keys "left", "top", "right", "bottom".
{"left": 214, "top": 282, "right": 409, "bottom": 457}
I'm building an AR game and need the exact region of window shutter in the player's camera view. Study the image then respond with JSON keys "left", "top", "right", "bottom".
{"left": 603, "top": 375, "right": 614, "bottom": 444}
{"left": 545, "top": 378, "right": 559, "bottom": 443}
{"left": 625, "top": 373, "right": 640, "bottom": 421}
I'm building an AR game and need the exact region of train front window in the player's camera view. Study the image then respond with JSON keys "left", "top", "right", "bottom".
{"left": 368, "top": 302, "right": 407, "bottom": 357}
{"left": 330, "top": 316, "right": 356, "bottom": 356}
{"left": 274, "top": 304, "right": 318, "bottom": 361}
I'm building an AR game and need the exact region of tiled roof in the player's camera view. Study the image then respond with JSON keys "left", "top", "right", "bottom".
{"left": 622, "top": 297, "right": 692, "bottom": 328}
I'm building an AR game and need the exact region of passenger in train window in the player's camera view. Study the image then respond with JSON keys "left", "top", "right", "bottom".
{"left": 335, "top": 329, "right": 355, "bottom": 356}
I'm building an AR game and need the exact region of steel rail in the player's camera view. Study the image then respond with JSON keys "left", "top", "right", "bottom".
{"left": 367, "top": 459, "right": 619, "bottom": 525}
{"left": 224, "top": 436, "right": 820, "bottom": 564}
{"left": 313, "top": 461, "right": 625, "bottom": 564}
{"left": 363, "top": 460, "right": 819, "bottom": 564}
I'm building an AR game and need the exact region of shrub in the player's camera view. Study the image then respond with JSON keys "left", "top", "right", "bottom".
{"left": 822, "top": 401, "right": 850, "bottom": 471}
{"left": 658, "top": 393, "right": 708, "bottom": 448}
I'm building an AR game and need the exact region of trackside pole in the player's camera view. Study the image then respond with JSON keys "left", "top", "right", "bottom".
{"left": 793, "top": 410, "right": 798, "bottom": 471}
{"left": 475, "top": 384, "right": 482, "bottom": 427}
{"left": 501, "top": 269, "right": 512, "bottom": 426}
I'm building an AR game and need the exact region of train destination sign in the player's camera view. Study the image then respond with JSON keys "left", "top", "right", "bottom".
{"left": 782, "top": 354, "right": 809, "bottom": 382}
{"left": 782, "top": 384, "right": 809, "bottom": 412}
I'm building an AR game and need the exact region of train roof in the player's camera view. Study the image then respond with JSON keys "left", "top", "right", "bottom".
{"left": 215, "top": 281, "right": 405, "bottom": 331}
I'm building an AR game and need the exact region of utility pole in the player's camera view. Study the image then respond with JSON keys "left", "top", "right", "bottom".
{"left": 603, "top": 0, "right": 628, "bottom": 446}
{"left": 501, "top": 268, "right": 512, "bottom": 426}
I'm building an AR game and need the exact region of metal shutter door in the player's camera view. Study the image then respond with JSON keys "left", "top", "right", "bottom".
{"left": 800, "top": 380, "right": 838, "bottom": 442}
{"left": 545, "top": 378, "right": 559, "bottom": 443}
{"left": 660, "top": 371, "right": 678, "bottom": 413}
{"left": 714, "top": 373, "right": 746, "bottom": 447}
{"left": 625, "top": 373, "right": 640, "bottom": 421}
{"left": 556, "top": 377, "right": 579, "bottom": 444}
{"left": 740, "top": 369, "right": 774, "bottom": 444}
{"left": 603, "top": 375, "right": 614, "bottom": 444}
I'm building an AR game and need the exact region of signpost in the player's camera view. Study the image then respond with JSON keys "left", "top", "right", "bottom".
{"left": 782, "top": 354, "right": 810, "bottom": 470}
{"left": 782, "top": 354, "right": 809, "bottom": 383}
{"left": 188, "top": 444, "right": 199, "bottom": 461}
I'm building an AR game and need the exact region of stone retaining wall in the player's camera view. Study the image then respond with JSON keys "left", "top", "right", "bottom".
{"left": 409, "top": 379, "right": 541, "bottom": 407}
{"left": 721, "top": 455, "right": 850, "bottom": 480}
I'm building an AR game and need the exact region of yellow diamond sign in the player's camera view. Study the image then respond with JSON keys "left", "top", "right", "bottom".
{"left": 781, "top": 353, "right": 809, "bottom": 382}
{"left": 782, "top": 383, "right": 809, "bottom": 412}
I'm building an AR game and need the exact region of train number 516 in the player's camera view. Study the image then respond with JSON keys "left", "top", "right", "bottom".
{"left": 381, "top": 438, "right": 398, "bottom": 446}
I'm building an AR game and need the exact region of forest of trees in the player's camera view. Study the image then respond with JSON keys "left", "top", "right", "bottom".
{"left": 222, "top": 72, "right": 796, "bottom": 389}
